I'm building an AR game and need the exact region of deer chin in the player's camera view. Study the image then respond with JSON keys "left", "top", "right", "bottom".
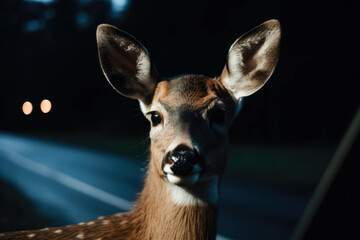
{"left": 163, "top": 164, "right": 201, "bottom": 186}
{"left": 167, "top": 172, "right": 200, "bottom": 186}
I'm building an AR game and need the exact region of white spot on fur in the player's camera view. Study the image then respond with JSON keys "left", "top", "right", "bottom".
{"left": 76, "top": 232, "right": 85, "bottom": 239}
{"left": 87, "top": 221, "right": 95, "bottom": 226}
{"left": 167, "top": 172, "right": 200, "bottom": 185}
{"left": 78, "top": 222, "right": 85, "bottom": 225}
{"left": 54, "top": 229, "right": 63, "bottom": 234}
{"left": 40, "top": 228, "right": 49, "bottom": 231}
{"left": 98, "top": 216, "right": 104, "bottom": 220}
{"left": 27, "top": 233, "right": 36, "bottom": 238}
{"left": 102, "top": 220, "right": 110, "bottom": 225}
{"left": 136, "top": 51, "right": 150, "bottom": 82}
{"left": 139, "top": 100, "right": 148, "bottom": 115}
{"left": 117, "top": 39, "right": 136, "bottom": 52}
{"left": 166, "top": 175, "right": 219, "bottom": 206}
{"left": 228, "top": 45, "right": 242, "bottom": 73}
{"left": 125, "top": 44, "right": 136, "bottom": 52}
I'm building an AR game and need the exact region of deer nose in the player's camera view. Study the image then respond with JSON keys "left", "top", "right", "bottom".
{"left": 168, "top": 149, "right": 198, "bottom": 175}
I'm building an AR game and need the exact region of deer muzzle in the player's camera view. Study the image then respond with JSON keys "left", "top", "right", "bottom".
{"left": 162, "top": 145, "right": 203, "bottom": 185}
{"left": 169, "top": 150, "right": 197, "bottom": 175}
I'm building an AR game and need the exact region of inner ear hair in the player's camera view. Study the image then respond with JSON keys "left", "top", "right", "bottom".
{"left": 221, "top": 19, "right": 281, "bottom": 99}
{"left": 96, "top": 24, "right": 159, "bottom": 104}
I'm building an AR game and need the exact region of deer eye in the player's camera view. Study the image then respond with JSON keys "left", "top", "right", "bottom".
{"left": 210, "top": 108, "right": 226, "bottom": 125}
{"left": 149, "top": 111, "right": 162, "bottom": 126}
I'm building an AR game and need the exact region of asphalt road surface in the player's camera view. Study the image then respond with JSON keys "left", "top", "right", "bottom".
{"left": 0, "top": 133, "right": 309, "bottom": 239}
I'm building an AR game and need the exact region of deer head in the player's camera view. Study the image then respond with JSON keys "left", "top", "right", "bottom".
{"left": 96, "top": 20, "right": 280, "bottom": 206}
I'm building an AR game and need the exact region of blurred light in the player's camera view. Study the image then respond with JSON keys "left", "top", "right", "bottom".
{"left": 111, "top": 0, "right": 128, "bottom": 12}
{"left": 76, "top": 11, "right": 90, "bottom": 29}
{"left": 40, "top": 99, "right": 52, "bottom": 114}
{"left": 24, "top": 0, "right": 54, "bottom": 4}
{"left": 76, "top": 0, "right": 129, "bottom": 19}
{"left": 22, "top": 101, "right": 33, "bottom": 115}
{"left": 23, "top": 19, "right": 46, "bottom": 32}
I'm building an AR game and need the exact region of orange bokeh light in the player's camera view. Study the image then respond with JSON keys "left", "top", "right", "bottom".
{"left": 40, "top": 99, "right": 52, "bottom": 113}
{"left": 22, "top": 101, "right": 33, "bottom": 115}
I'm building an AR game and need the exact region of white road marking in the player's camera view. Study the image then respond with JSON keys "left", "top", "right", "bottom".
{"left": 2, "top": 148, "right": 133, "bottom": 211}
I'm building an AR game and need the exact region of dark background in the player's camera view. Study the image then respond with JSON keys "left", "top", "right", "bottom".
{"left": 0, "top": 0, "right": 359, "bottom": 238}
{"left": 1, "top": 0, "right": 358, "bottom": 143}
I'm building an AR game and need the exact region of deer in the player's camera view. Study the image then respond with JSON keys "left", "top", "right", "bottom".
{"left": 0, "top": 19, "right": 280, "bottom": 240}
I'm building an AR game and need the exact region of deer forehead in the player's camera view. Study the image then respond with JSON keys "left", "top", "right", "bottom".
{"left": 151, "top": 75, "right": 229, "bottom": 110}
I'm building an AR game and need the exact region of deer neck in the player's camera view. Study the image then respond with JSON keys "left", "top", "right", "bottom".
{"left": 128, "top": 162, "right": 219, "bottom": 240}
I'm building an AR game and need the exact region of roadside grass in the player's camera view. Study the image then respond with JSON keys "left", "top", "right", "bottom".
{"left": 0, "top": 179, "right": 52, "bottom": 232}
{"left": 226, "top": 143, "right": 334, "bottom": 190}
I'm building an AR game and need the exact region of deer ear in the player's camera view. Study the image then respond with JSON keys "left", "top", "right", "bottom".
{"left": 96, "top": 24, "right": 159, "bottom": 104}
{"left": 220, "top": 19, "right": 281, "bottom": 100}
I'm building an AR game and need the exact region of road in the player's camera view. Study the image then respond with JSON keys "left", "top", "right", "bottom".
{"left": 0, "top": 133, "right": 309, "bottom": 239}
